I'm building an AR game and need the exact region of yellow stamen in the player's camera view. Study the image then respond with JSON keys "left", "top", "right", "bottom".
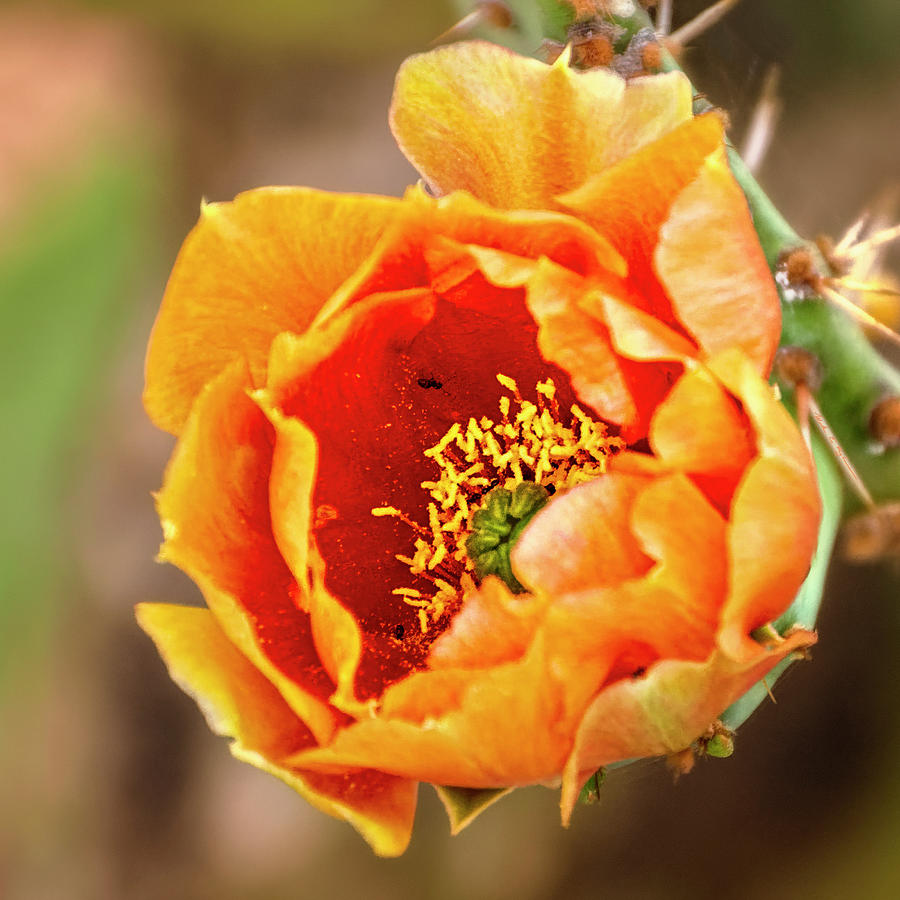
{"left": 373, "top": 374, "right": 624, "bottom": 636}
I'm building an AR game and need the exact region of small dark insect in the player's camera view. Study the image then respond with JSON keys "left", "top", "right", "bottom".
{"left": 394, "top": 624, "right": 406, "bottom": 640}
{"left": 417, "top": 376, "right": 443, "bottom": 389}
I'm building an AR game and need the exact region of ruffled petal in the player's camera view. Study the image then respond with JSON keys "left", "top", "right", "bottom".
{"left": 522, "top": 260, "right": 638, "bottom": 430}
{"left": 428, "top": 577, "right": 548, "bottom": 670}
{"left": 648, "top": 362, "right": 755, "bottom": 477}
{"left": 559, "top": 113, "right": 725, "bottom": 325}
{"left": 391, "top": 41, "right": 692, "bottom": 210}
{"left": 291, "top": 632, "right": 605, "bottom": 788}
{"left": 145, "top": 188, "right": 406, "bottom": 434}
{"left": 512, "top": 472, "right": 654, "bottom": 594}
{"left": 136, "top": 603, "right": 417, "bottom": 857}
{"left": 559, "top": 627, "right": 817, "bottom": 823}
{"left": 708, "top": 351, "right": 821, "bottom": 658}
{"left": 136, "top": 603, "right": 314, "bottom": 756}
{"left": 155, "top": 361, "right": 340, "bottom": 743}
{"left": 654, "top": 148, "right": 781, "bottom": 373}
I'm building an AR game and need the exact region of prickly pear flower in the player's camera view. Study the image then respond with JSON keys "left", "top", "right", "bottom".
{"left": 138, "top": 41, "right": 820, "bottom": 856}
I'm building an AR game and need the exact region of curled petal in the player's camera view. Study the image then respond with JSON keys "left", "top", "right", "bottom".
{"left": 391, "top": 41, "right": 692, "bottom": 209}
{"left": 155, "top": 361, "right": 339, "bottom": 743}
{"left": 654, "top": 149, "right": 781, "bottom": 373}
{"left": 513, "top": 473, "right": 654, "bottom": 594}
{"left": 559, "top": 627, "right": 816, "bottom": 824}
{"left": 145, "top": 189, "right": 406, "bottom": 434}
{"left": 710, "top": 351, "right": 821, "bottom": 658}
{"left": 291, "top": 632, "right": 604, "bottom": 789}
{"left": 137, "top": 604, "right": 417, "bottom": 857}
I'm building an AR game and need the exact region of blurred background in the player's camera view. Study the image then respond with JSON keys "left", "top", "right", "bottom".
{"left": 1, "top": 1, "right": 898, "bottom": 898}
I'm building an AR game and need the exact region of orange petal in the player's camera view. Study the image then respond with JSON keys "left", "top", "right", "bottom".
{"left": 391, "top": 41, "right": 692, "bottom": 210}
{"left": 418, "top": 186, "right": 627, "bottom": 283}
{"left": 534, "top": 475, "right": 726, "bottom": 667}
{"left": 629, "top": 473, "right": 728, "bottom": 653}
{"left": 597, "top": 292, "right": 698, "bottom": 362}
{"left": 559, "top": 113, "right": 725, "bottom": 322}
{"left": 512, "top": 472, "right": 654, "bottom": 595}
{"left": 136, "top": 603, "right": 315, "bottom": 757}
{"left": 291, "top": 632, "right": 602, "bottom": 788}
{"left": 559, "top": 627, "right": 817, "bottom": 823}
{"left": 654, "top": 148, "right": 781, "bottom": 373}
{"left": 522, "top": 260, "right": 638, "bottom": 431}
{"left": 648, "top": 362, "right": 755, "bottom": 477}
{"left": 156, "top": 360, "right": 340, "bottom": 744}
{"left": 428, "top": 577, "right": 549, "bottom": 670}
{"left": 137, "top": 603, "right": 417, "bottom": 857}
{"left": 145, "top": 188, "right": 405, "bottom": 434}
{"left": 708, "top": 351, "right": 821, "bottom": 658}
{"left": 249, "top": 388, "right": 366, "bottom": 712}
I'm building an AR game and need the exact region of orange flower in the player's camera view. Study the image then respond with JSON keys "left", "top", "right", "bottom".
{"left": 138, "top": 42, "right": 820, "bottom": 856}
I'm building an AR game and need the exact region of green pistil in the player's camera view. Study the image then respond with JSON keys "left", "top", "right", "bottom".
{"left": 465, "top": 482, "right": 549, "bottom": 593}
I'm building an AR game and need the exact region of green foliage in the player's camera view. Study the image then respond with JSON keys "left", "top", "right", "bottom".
{"left": 0, "top": 148, "right": 156, "bottom": 693}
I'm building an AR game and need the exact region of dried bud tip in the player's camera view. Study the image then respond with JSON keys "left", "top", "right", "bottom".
{"left": 541, "top": 40, "right": 566, "bottom": 65}
{"left": 773, "top": 346, "right": 824, "bottom": 392}
{"left": 869, "top": 395, "right": 900, "bottom": 448}
{"left": 666, "top": 746, "right": 695, "bottom": 779}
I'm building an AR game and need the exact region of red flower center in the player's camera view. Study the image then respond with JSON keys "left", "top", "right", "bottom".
{"left": 277, "top": 278, "right": 623, "bottom": 699}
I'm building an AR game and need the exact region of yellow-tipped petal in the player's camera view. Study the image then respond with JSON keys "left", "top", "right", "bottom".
{"left": 391, "top": 41, "right": 692, "bottom": 210}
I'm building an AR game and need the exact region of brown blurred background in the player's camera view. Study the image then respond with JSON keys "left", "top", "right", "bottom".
{"left": 1, "top": 1, "right": 899, "bottom": 898}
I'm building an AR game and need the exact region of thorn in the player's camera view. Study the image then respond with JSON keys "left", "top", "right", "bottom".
{"left": 431, "top": 1, "right": 513, "bottom": 46}
{"left": 796, "top": 383, "right": 813, "bottom": 449}
{"left": 656, "top": 0, "right": 673, "bottom": 36}
{"left": 667, "top": 0, "right": 741, "bottom": 50}
{"left": 843, "top": 223, "right": 900, "bottom": 261}
{"left": 833, "top": 213, "right": 870, "bottom": 257}
{"left": 821, "top": 284, "right": 900, "bottom": 349}
{"left": 829, "top": 278, "right": 900, "bottom": 297}
{"left": 741, "top": 65, "right": 781, "bottom": 174}
{"left": 807, "top": 393, "right": 878, "bottom": 512}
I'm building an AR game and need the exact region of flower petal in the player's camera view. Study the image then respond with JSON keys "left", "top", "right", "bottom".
{"left": 250, "top": 389, "right": 366, "bottom": 712}
{"left": 136, "top": 602, "right": 314, "bottom": 756}
{"left": 559, "top": 113, "right": 725, "bottom": 326}
{"left": 292, "top": 631, "right": 603, "bottom": 788}
{"left": 708, "top": 351, "right": 821, "bottom": 658}
{"left": 648, "top": 362, "right": 755, "bottom": 477}
{"left": 559, "top": 627, "right": 817, "bottom": 823}
{"left": 137, "top": 603, "right": 417, "bottom": 857}
{"left": 428, "top": 577, "right": 548, "bottom": 670}
{"left": 522, "top": 260, "right": 638, "bottom": 430}
{"left": 144, "top": 188, "right": 406, "bottom": 434}
{"left": 390, "top": 41, "right": 692, "bottom": 210}
{"left": 512, "top": 472, "right": 654, "bottom": 594}
{"left": 654, "top": 148, "right": 781, "bottom": 373}
{"left": 156, "top": 360, "right": 340, "bottom": 743}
